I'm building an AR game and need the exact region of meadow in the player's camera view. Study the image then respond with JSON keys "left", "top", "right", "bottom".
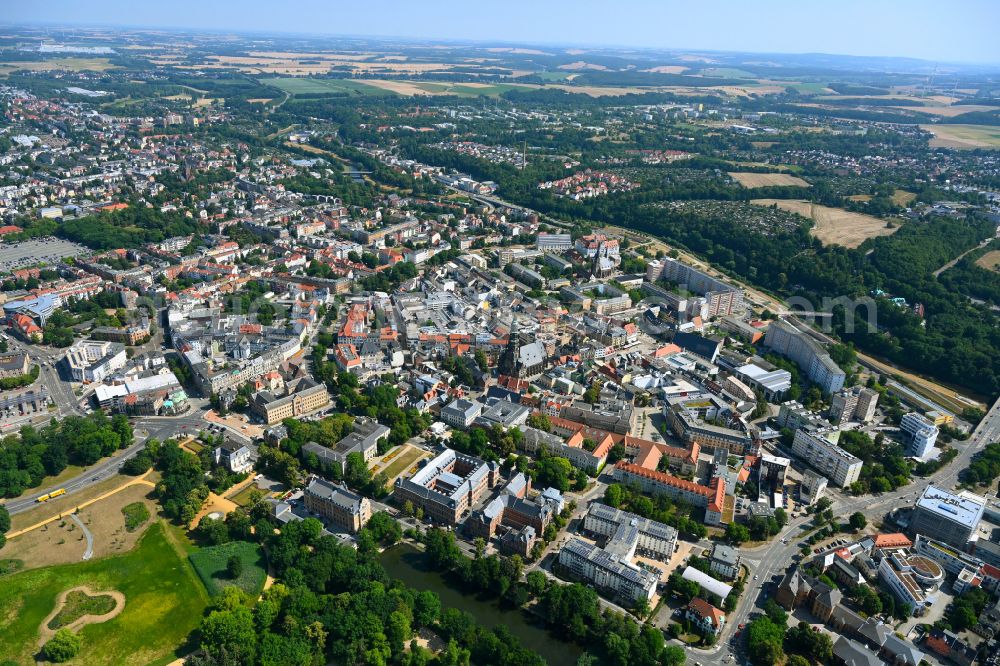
{"left": 0, "top": 521, "right": 209, "bottom": 666}
{"left": 189, "top": 540, "right": 267, "bottom": 597}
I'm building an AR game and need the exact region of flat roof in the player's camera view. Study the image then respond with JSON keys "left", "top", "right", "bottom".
{"left": 916, "top": 485, "right": 986, "bottom": 528}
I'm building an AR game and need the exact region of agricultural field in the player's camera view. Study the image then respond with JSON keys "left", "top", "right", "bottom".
{"left": 260, "top": 76, "right": 395, "bottom": 97}
{"left": 975, "top": 250, "right": 1000, "bottom": 274}
{"left": 892, "top": 189, "right": 918, "bottom": 206}
{"left": 188, "top": 540, "right": 267, "bottom": 597}
{"left": 0, "top": 521, "right": 209, "bottom": 666}
{"left": 921, "top": 124, "right": 1000, "bottom": 149}
{"left": 0, "top": 57, "right": 119, "bottom": 77}
{"left": 729, "top": 172, "right": 811, "bottom": 188}
{"left": 751, "top": 199, "right": 898, "bottom": 248}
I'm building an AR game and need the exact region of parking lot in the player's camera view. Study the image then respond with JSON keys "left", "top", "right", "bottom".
{"left": 0, "top": 237, "right": 89, "bottom": 273}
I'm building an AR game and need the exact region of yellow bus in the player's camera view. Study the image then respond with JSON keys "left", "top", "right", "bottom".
{"left": 36, "top": 488, "right": 66, "bottom": 503}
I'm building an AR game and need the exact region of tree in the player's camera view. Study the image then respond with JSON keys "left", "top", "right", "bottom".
{"left": 604, "top": 484, "right": 626, "bottom": 508}
{"left": 227, "top": 554, "right": 244, "bottom": 579}
{"left": 785, "top": 622, "right": 833, "bottom": 663}
{"left": 746, "top": 616, "right": 786, "bottom": 666}
{"left": 726, "top": 522, "right": 750, "bottom": 545}
{"left": 43, "top": 629, "right": 82, "bottom": 662}
{"left": 849, "top": 512, "right": 868, "bottom": 531}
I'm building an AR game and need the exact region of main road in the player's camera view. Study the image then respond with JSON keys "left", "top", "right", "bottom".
{"left": 1, "top": 410, "right": 213, "bottom": 516}
{"left": 696, "top": 392, "right": 1000, "bottom": 665}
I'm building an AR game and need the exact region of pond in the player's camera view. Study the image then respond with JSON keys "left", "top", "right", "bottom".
{"left": 379, "top": 543, "right": 584, "bottom": 666}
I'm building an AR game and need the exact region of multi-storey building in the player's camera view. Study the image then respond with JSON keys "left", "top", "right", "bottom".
{"left": 645, "top": 257, "right": 744, "bottom": 319}
{"left": 613, "top": 462, "right": 727, "bottom": 525}
{"left": 900, "top": 412, "right": 939, "bottom": 458}
{"left": 303, "top": 477, "right": 372, "bottom": 533}
{"left": 909, "top": 485, "right": 986, "bottom": 549}
{"left": 558, "top": 534, "right": 659, "bottom": 604}
{"left": 790, "top": 428, "right": 862, "bottom": 487}
{"left": 251, "top": 378, "right": 331, "bottom": 425}
{"left": 764, "top": 319, "right": 845, "bottom": 394}
{"left": 64, "top": 339, "right": 128, "bottom": 383}
{"left": 0, "top": 350, "right": 30, "bottom": 379}
{"left": 394, "top": 448, "right": 498, "bottom": 525}
{"left": 829, "top": 386, "right": 879, "bottom": 426}
{"left": 584, "top": 502, "right": 678, "bottom": 560}
{"left": 536, "top": 233, "right": 573, "bottom": 252}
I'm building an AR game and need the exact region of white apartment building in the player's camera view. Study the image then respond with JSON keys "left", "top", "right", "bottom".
{"left": 900, "top": 412, "right": 938, "bottom": 459}
{"left": 64, "top": 339, "right": 128, "bottom": 383}
{"left": 584, "top": 502, "right": 678, "bottom": 560}
{"left": 790, "top": 428, "right": 862, "bottom": 487}
{"left": 558, "top": 535, "right": 658, "bottom": 604}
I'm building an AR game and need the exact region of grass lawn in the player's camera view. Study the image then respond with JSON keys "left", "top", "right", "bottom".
{"left": 189, "top": 541, "right": 267, "bottom": 597}
{"left": 379, "top": 445, "right": 428, "bottom": 481}
{"left": 261, "top": 76, "right": 394, "bottom": 96}
{"left": 0, "top": 521, "right": 209, "bottom": 666}
{"left": 228, "top": 483, "right": 262, "bottom": 507}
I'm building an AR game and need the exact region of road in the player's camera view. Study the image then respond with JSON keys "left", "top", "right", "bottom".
{"left": 696, "top": 393, "right": 1000, "bottom": 665}
{"left": 2, "top": 410, "right": 214, "bottom": 516}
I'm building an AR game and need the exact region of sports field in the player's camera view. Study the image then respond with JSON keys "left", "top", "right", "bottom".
{"left": 0, "top": 521, "right": 209, "bottom": 666}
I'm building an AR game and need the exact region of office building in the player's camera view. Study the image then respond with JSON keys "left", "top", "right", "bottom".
{"left": 303, "top": 477, "right": 372, "bottom": 533}
{"left": 790, "top": 428, "right": 862, "bottom": 488}
{"left": 64, "top": 340, "right": 128, "bottom": 383}
{"left": 909, "top": 486, "right": 986, "bottom": 549}
{"left": 394, "top": 448, "right": 499, "bottom": 525}
{"left": 440, "top": 399, "right": 483, "bottom": 429}
{"left": 900, "top": 412, "right": 939, "bottom": 459}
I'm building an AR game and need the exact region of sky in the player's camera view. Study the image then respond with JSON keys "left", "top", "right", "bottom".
{"left": 5, "top": 0, "right": 1000, "bottom": 64}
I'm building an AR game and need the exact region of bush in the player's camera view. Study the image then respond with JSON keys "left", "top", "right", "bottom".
{"left": 43, "top": 628, "right": 81, "bottom": 662}
{"left": 121, "top": 502, "right": 150, "bottom": 532}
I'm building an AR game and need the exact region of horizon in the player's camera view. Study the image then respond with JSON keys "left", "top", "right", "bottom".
{"left": 4, "top": 0, "right": 1000, "bottom": 66}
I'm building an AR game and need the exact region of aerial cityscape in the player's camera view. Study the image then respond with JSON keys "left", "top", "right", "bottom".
{"left": 0, "top": 2, "right": 999, "bottom": 665}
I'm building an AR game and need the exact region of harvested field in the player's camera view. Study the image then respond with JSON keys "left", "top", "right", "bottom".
{"left": 0, "top": 57, "right": 118, "bottom": 76}
{"left": 901, "top": 104, "right": 999, "bottom": 118}
{"left": 558, "top": 61, "right": 609, "bottom": 70}
{"left": 751, "top": 199, "right": 897, "bottom": 248}
{"left": 922, "top": 124, "right": 1000, "bottom": 149}
{"left": 643, "top": 65, "right": 689, "bottom": 74}
{"left": 975, "top": 250, "right": 1000, "bottom": 273}
{"left": 729, "top": 172, "right": 811, "bottom": 188}
{"left": 848, "top": 194, "right": 873, "bottom": 202}
{"left": 892, "top": 190, "right": 917, "bottom": 206}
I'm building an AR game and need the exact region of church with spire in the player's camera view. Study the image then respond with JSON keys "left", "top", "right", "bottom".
{"left": 497, "top": 319, "right": 546, "bottom": 380}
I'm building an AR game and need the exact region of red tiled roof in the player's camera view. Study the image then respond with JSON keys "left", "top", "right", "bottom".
{"left": 874, "top": 533, "right": 912, "bottom": 549}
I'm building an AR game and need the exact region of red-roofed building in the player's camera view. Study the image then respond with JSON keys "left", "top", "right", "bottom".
{"left": 874, "top": 533, "right": 913, "bottom": 550}
{"left": 10, "top": 313, "right": 42, "bottom": 342}
{"left": 0, "top": 225, "right": 23, "bottom": 236}
{"left": 614, "top": 461, "right": 726, "bottom": 525}
{"left": 686, "top": 598, "right": 726, "bottom": 635}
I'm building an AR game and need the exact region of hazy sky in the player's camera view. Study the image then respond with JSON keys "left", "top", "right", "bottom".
{"left": 6, "top": 0, "right": 999, "bottom": 64}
